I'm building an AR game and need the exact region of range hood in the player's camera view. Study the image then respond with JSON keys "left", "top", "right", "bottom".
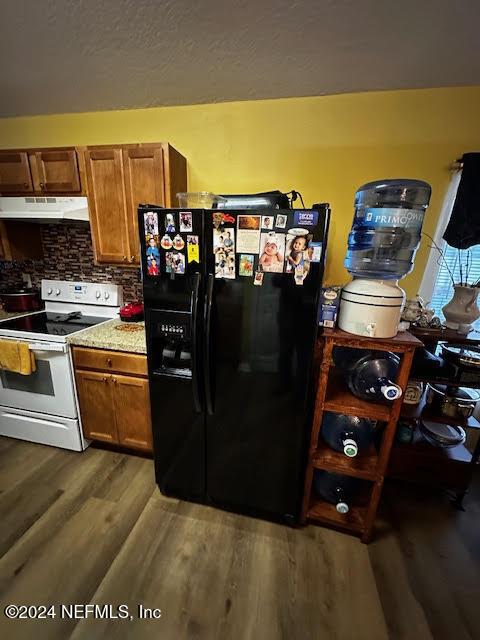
{"left": 0, "top": 196, "right": 89, "bottom": 223}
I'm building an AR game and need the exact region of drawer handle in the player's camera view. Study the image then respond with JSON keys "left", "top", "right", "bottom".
{"left": 106, "top": 358, "right": 112, "bottom": 366}
{"left": 102, "top": 376, "right": 108, "bottom": 383}
{"left": 112, "top": 377, "right": 117, "bottom": 384}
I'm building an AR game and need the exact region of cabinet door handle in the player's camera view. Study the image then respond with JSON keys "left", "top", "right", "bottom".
{"left": 112, "top": 377, "right": 117, "bottom": 384}
{"left": 40, "top": 182, "right": 45, "bottom": 190}
{"left": 23, "top": 182, "right": 29, "bottom": 189}
{"left": 123, "top": 256, "right": 128, "bottom": 262}
{"left": 102, "top": 376, "right": 108, "bottom": 383}
{"left": 106, "top": 358, "right": 112, "bottom": 366}
{"left": 130, "top": 255, "right": 135, "bottom": 263}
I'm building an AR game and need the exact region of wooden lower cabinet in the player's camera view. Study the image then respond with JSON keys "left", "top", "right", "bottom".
{"left": 74, "top": 348, "right": 152, "bottom": 453}
{"left": 75, "top": 370, "right": 117, "bottom": 444}
{"left": 112, "top": 374, "right": 153, "bottom": 451}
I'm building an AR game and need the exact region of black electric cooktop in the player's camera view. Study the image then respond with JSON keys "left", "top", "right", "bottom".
{"left": 0, "top": 312, "right": 107, "bottom": 336}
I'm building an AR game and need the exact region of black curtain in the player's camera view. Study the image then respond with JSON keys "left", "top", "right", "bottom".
{"left": 443, "top": 152, "right": 480, "bottom": 249}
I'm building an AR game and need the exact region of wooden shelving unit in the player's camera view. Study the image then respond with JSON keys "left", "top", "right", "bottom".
{"left": 302, "top": 327, "right": 420, "bottom": 543}
{"left": 312, "top": 442, "right": 379, "bottom": 481}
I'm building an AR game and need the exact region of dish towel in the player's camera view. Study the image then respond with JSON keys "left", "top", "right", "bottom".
{"left": 0, "top": 340, "right": 36, "bottom": 375}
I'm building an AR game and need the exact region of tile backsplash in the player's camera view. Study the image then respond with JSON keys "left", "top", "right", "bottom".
{"left": 0, "top": 223, "right": 142, "bottom": 301}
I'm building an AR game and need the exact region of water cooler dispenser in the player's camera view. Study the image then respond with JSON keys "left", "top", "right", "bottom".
{"left": 338, "top": 179, "right": 432, "bottom": 338}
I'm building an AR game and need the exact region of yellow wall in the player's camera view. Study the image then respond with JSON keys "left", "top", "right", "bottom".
{"left": 1, "top": 86, "right": 480, "bottom": 295}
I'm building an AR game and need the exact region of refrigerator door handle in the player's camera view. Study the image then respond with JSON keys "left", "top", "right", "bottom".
{"left": 204, "top": 273, "right": 214, "bottom": 415}
{"left": 191, "top": 272, "right": 202, "bottom": 413}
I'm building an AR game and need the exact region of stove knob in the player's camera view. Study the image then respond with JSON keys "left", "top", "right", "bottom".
{"left": 55, "top": 288, "right": 61, "bottom": 296}
{"left": 95, "top": 291, "right": 101, "bottom": 299}
{"left": 47, "top": 288, "right": 53, "bottom": 295}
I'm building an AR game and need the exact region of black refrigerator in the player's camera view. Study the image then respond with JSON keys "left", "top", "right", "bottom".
{"left": 139, "top": 205, "right": 330, "bottom": 524}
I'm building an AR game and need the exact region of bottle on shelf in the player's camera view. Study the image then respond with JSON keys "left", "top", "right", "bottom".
{"left": 344, "top": 179, "right": 431, "bottom": 280}
{"left": 313, "top": 470, "right": 362, "bottom": 514}
{"left": 333, "top": 347, "right": 402, "bottom": 401}
{"left": 321, "top": 412, "right": 376, "bottom": 457}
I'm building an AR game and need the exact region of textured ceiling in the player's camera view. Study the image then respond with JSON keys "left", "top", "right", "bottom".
{"left": 1, "top": 0, "right": 479, "bottom": 117}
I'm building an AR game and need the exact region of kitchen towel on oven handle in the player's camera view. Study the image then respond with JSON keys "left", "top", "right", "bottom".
{"left": 0, "top": 339, "right": 36, "bottom": 375}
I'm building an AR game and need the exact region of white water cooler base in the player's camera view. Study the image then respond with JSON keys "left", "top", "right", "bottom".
{"left": 338, "top": 279, "right": 405, "bottom": 338}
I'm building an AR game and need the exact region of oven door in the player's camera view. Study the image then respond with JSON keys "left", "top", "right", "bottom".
{"left": 0, "top": 339, "right": 77, "bottom": 419}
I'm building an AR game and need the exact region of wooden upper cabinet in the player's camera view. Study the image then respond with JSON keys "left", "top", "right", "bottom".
{"left": 0, "top": 151, "right": 33, "bottom": 193}
{"left": 112, "top": 374, "right": 153, "bottom": 452}
{"left": 0, "top": 147, "right": 84, "bottom": 195}
{"left": 0, "top": 221, "right": 43, "bottom": 261}
{"left": 84, "top": 148, "right": 131, "bottom": 264}
{"left": 162, "top": 144, "right": 187, "bottom": 207}
{"left": 123, "top": 145, "right": 165, "bottom": 263}
{"left": 75, "top": 370, "right": 118, "bottom": 444}
{"left": 84, "top": 143, "right": 186, "bottom": 266}
{"left": 34, "top": 149, "right": 81, "bottom": 193}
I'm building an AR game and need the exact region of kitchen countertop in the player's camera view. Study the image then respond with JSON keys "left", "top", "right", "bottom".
{"left": 66, "top": 318, "right": 147, "bottom": 354}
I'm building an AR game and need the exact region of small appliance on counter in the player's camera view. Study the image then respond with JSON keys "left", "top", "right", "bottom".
{"left": 119, "top": 301, "right": 144, "bottom": 322}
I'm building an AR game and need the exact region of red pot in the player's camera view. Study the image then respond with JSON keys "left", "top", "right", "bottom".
{"left": 0, "top": 289, "right": 42, "bottom": 312}
{"left": 119, "top": 301, "right": 144, "bottom": 322}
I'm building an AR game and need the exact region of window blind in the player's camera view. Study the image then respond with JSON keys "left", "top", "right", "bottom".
{"left": 429, "top": 243, "right": 480, "bottom": 327}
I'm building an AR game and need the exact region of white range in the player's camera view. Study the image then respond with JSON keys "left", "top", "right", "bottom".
{"left": 0, "top": 279, "right": 122, "bottom": 451}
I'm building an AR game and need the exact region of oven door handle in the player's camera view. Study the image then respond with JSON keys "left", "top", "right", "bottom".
{"left": 28, "top": 343, "right": 67, "bottom": 353}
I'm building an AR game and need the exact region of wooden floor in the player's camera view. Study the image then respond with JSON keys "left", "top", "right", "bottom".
{"left": 0, "top": 437, "right": 478, "bottom": 640}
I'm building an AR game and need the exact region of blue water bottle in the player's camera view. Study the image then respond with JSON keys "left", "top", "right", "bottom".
{"left": 313, "top": 470, "right": 361, "bottom": 514}
{"left": 321, "top": 412, "right": 376, "bottom": 457}
{"left": 345, "top": 179, "right": 431, "bottom": 280}
{"left": 333, "top": 347, "right": 402, "bottom": 402}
